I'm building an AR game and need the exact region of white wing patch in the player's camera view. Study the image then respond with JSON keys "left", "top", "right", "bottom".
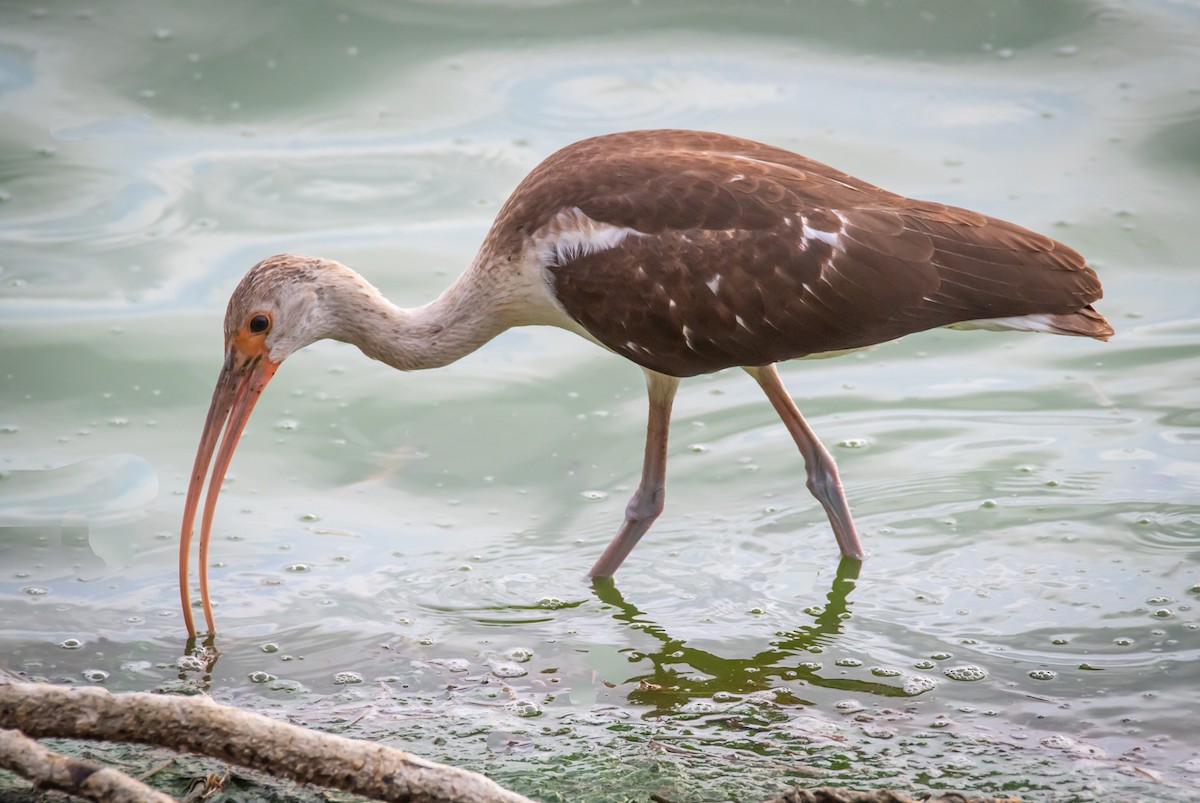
{"left": 535, "top": 207, "right": 645, "bottom": 268}
{"left": 800, "top": 212, "right": 847, "bottom": 281}
{"left": 800, "top": 214, "right": 843, "bottom": 250}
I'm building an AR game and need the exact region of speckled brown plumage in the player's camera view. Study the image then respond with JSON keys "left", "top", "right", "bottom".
{"left": 489, "top": 129, "right": 1110, "bottom": 376}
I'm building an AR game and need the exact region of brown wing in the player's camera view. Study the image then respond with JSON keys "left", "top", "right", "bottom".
{"left": 496, "top": 130, "right": 1108, "bottom": 377}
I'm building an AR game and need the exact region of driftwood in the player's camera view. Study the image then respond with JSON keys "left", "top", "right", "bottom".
{"left": 0, "top": 679, "right": 535, "bottom": 803}
{"left": 0, "top": 727, "right": 175, "bottom": 803}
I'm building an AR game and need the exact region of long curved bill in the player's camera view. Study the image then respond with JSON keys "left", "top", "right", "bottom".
{"left": 179, "top": 348, "right": 278, "bottom": 635}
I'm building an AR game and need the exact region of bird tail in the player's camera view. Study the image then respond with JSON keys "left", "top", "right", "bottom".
{"left": 947, "top": 305, "right": 1114, "bottom": 341}
{"left": 1055, "top": 305, "right": 1115, "bottom": 340}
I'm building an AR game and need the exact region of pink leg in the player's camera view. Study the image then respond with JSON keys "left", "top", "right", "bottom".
{"left": 745, "top": 364, "right": 866, "bottom": 560}
{"left": 588, "top": 370, "right": 680, "bottom": 577}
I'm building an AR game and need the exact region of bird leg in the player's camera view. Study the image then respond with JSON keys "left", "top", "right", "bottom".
{"left": 588, "top": 369, "right": 681, "bottom": 577}
{"left": 744, "top": 364, "right": 866, "bottom": 560}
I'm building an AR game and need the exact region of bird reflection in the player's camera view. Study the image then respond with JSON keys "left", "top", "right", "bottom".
{"left": 591, "top": 557, "right": 910, "bottom": 712}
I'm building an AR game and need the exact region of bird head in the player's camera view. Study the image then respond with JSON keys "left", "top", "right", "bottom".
{"left": 222, "top": 253, "right": 345, "bottom": 363}
{"left": 179, "top": 253, "right": 343, "bottom": 636}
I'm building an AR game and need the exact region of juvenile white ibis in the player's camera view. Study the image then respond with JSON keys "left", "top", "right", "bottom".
{"left": 179, "top": 129, "right": 1112, "bottom": 634}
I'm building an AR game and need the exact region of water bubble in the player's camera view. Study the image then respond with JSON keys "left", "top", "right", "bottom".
{"left": 679, "top": 700, "right": 715, "bottom": 714}
{"left": 902, "top": 675, "right": 938, "bottom": 696}
{"left": 333, "top": 671, "right": 364, "bottom": 685}
{"left": 870, "top": 667, "right": 902, "bottom": 677}
{"left": 834, "top": 699, "right": 864, "bottom": 713}
{"left": 23, "top": 586, "right": 49, "bottom": 596}
{"left": 59, "top": 638, "right": 83, "bottom": 650}
{"left": 82, "top": 669, "right": 109, "bottom": 683}
{"left": 506, "top": 700, "right": 542, "bottom": 718}
{"left": 248, "top": 671, "right": 276, "bottom": 683}
{"left": 299, "top": 513, "right": 320, "bottom": 522}
{"left": 276, "top": 419, "right": 299, "bottom": 431}
{"left": 943, "top": 664, "right": 987, "bottom": 682}
{"left": 284, "top": 563, "right": 310, "bottom": 573}
{"left": 798, "top": 661, "right": 821, "bottom": 671}
{"left": 980, "top": 499, "right": 997, "bottom": 509}
{"left": 536, "top": 597, "right": 570, "bottom": 609}
{"left": 838, "top": 438, "right": 869, "bottom": 449}
{"left": 440, "top": 658, "right": 471, "bottom": 673}
{"left": 0, "top": 424, "right": 18, "bottom": 434}
{"left": 835, "top": 658, "right": 863, "bottom": 668}
{"left": 261, "top": 642, "right": 279, "bottom": 653}
{"left": 1040, "top": 734, "right": 1081, "bottom": 751}
{"left": 688, "top": 443, "right": 709, "bottom": 453}
{"left": 1113, "top": 637, "right": 1133, "bottom": 647}
{"left": 580, "top": 490, "right": 608, "bottom": 501}
{"left": 1029, "top": 669, "right": 1057, "bottom": 681}
{"left": 930, "top": 652, "right": 952, "bottom": 661}
{"left": 177, "top": 655, "right": 206, "bottom": 672}
{"left": 508, "top": 648, "right": 533, "bottom": 663}
{"left": 491, "top": 662, "right": 527, "bottom": 679}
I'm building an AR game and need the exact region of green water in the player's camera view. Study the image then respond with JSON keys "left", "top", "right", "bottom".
{"left": 2, "top": 1, "right": 1199, "bottom": 800}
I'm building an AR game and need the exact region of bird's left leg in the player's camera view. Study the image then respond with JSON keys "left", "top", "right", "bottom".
{"left": 744, "top": 364, "right": 866, "bottom": 560}
{"left": 588, "top": 369, "right": 681, "bottom": 577}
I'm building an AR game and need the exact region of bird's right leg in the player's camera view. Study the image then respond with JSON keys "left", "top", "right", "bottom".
{"left": 744, "top": 364, "right": 866, "bottom": 560}
{"left": 588, "top": 369, "right": 681, "bottom": 577}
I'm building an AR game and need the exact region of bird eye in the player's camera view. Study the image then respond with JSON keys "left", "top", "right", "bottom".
{"left": 248, "top": 314, "right": 270, "bottom": 334}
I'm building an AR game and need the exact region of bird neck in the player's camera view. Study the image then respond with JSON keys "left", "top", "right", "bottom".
{"left": 338, "top": 270, "right": 506, "bottom": 372}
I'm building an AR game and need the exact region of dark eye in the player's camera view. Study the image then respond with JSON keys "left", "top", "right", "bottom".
{"left": 248, "top": 314, "right": 270, "bottom": 334}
